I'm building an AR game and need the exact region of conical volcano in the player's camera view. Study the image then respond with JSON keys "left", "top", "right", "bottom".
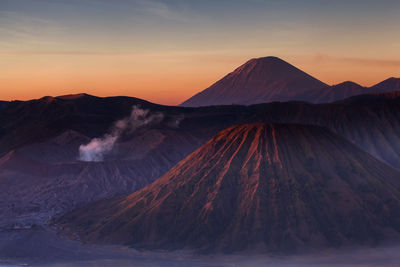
{"left": 59, "top": 123, "right": 400, "bottom": 252}
{"left": 180, "top": 57, "right": 327, "bottom": 106}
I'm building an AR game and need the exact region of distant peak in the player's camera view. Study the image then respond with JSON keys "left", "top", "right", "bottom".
{"left": 341, "top": 81, "right": 357, "bottom": 84}
{"left": 385, "top": 77, "right": 400, "bottom": 82}
{"left": 245, "top": 56, "right": 288, "bottom": 66}
{"left": 372, "top": 77, "right": 400, "bottom": 91}
{"left": 56, "top": 93, "right": 93, "bottom": 100}
{"left": 38, "top": 93, "right": 94, "bottom": 103}
{"left": 375, "top": 77, "right": 400, "bottom": 84}
{"left": 40, "top": 96, "right": 55, "bottom": 103}
{"left": 180, "top": 56, "right": 327, "bottom": 107}
{"left": 250, "top": 56, "right": 283, "bottom": 61}
{"left": 334, "top": 81, "right": 362, "bottom": 87}
{"left": 231, "top": 56, "right": 299, "bottom": 76}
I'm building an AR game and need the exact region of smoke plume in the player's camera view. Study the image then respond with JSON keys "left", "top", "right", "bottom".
{"left": 79, "top": 105, "right": 164, "bottom": 162}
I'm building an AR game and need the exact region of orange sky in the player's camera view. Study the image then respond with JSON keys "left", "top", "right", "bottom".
{"left": 1, "top": 52, "right": 399, "bottom": 105}
{"left": 0, "top": 1, "right": 399, "bottom": 105}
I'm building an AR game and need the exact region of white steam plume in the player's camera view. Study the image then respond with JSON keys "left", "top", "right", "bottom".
{"left": 79, "top": 105, "right": 164, "bottom": 162}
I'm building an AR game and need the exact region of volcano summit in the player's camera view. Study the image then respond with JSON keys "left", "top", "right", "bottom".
{"left": 180, "top": 57, "right": 327, "bottom": 106}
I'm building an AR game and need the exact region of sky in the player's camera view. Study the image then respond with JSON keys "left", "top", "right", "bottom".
{"left": 0, "top": 0, "right": 399, "bottom": 105}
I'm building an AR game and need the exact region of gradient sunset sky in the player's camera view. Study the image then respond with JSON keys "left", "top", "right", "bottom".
{"left": 1, "top": 0, "right": 399, "bottom": 105}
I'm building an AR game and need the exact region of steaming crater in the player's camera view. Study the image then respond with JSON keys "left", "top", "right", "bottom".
{"left": 79, "top": 105, "right": 164, "bottom": 162}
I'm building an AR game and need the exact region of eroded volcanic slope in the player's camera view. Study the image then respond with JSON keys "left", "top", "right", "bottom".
{"left": 59, "top": 123, "right": 400, "bottom": 253}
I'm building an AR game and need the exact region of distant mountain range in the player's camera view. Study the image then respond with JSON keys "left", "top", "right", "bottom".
{"left": 59, "top": 123, "right": 400, "bottom": 252}
{"left": 180, "top": 56, "right": 400, "bottom": 106}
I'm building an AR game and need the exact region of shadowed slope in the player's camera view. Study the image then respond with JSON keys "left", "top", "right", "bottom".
{"left": 59, "top": 123, "right": 400, "bottom": 253}
{"left": 0, "top": 101, "right": 8, "bottom": 111}
{"left": 305, "top": 81, "right": 366, "bottom": 103}
{"left": 180, "top": 57, "right": 327, "bottom": 106}
{"left": 0, "top": 93, "right": 162, "bottom": 154}
{"left": 372, "top": 77, "right": 400, "bottom": 92}
{"left": 306, "top": 78, "right": 400, "bottom": 104}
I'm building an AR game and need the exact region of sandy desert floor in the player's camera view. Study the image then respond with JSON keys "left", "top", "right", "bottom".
{"left": 1, "top": 227, "right": 400, "bottom": 267}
